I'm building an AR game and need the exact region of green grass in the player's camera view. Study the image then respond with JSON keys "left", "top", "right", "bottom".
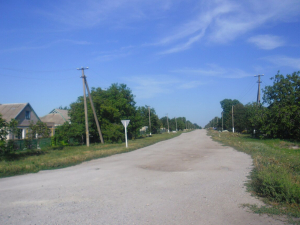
{"left": 208, "top": 130, "right": 300, "bottom": 223}
{"left": 0, "top": 132, "right": 183, "bottom": 178}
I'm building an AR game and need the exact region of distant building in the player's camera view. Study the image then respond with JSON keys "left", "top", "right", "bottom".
{"left": 40, "top": 109, "right": 70, "bottom": 126}
{"left": 0, "top": 103, "right": 40, "bottom": 139}
{"left": 40, "top": 109, "right": 70, "bottom": 136}
{"left": 139, "top": 126, "right": 148, "bottom": 132}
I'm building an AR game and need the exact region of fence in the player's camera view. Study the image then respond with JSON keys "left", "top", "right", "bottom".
{"left": 7, "top": 138, "right": 52, "bottom": 151}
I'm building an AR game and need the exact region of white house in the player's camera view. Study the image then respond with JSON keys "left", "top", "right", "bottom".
{"left": 0, "top": 103, "right": 40, "bottom": 139}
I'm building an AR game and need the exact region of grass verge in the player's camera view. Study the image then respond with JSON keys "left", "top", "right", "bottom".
{"left": 0, "top": 132, "right": 182, "bottom": 178}
{"left": 208, "top": 130, "right": 300, "bottom": 224}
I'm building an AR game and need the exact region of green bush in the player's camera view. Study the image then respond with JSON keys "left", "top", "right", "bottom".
{"left": 253, "top": 166, "right": 300, "bottom": 204}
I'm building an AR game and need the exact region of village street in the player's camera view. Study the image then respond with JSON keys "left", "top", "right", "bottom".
{"left": 0, "top": 130, "right": 284, "bottom": 224}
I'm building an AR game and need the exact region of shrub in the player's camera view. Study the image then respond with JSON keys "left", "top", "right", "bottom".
{"left": 253, "top": 166, "right": 300, "bottom": 204}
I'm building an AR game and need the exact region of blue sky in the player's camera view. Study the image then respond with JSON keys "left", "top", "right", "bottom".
{"left": 1, "top": 0, "right": 300, "bottom": 127}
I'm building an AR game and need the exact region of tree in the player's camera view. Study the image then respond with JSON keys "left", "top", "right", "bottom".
{"left": 176, "top": 117, "right": 186, "bottom": 130}
{"left": 54, "top": 122, "right": 84, "bottom": 145}
{"left": 204, "top": 117, "right": 220, "bottom": 129}
{"left": 193, "top": 123, "right": 202, "bottom": 129}
{"left": 8, "top": 119, "right": 19, "bottom": 140}
{"left": 58, "top": 106, "right": 70, "bottom": 110}
{"left": 262, "top": 71, "right": 300, "bottom": 139}
{"left": 28, "top": 121, "right": 50, "bottom": 147}
{"left": 220, "top": 99, "right": 241, "bottom": 130}
{"left": 232, "top": 103, "right": 246, "bottom": 132}
{"left": 0, "top": 114, "right": 8, "bottom": 153}
{"left": 137, "top": 106, "right": 161, "bottom": 134}
{"left": 169, "top": 118, "right": 177, "bottom": 131}
{"left": 69, "top": 83, "right": 142, "bottom": 143}
{"left": 0, "top": 114, "right": 8, "bottom": 141}
{"left": 244, "top": 102, "right": 267, "bottom": 134}
{"left": 160, "top": 116, "right": 169, "bottom": 131}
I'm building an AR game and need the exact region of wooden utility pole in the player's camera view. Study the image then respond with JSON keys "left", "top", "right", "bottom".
{"left": 222, "top": 111, "right": 223, "bottom": 131}
{"left": 77, "top": 67, "right": 104, "bottom": 146}
{"left": 84, "top": 77, "right": 104, "bottom": 143}
{"left": 78, "top": 67, "right": 90, "bottom": 147}
{"left": 175, "top": 117, "right": 177, "bottom": 131}
{"left": 232, "top": 105, "right": 234, "bottom": 133}
{"left": 167, "top": 114, "right": 169, "bottom": 133}
{"left": 147, "top": 106, "right": 151, "bottom": 136}
{"left": 255, "top": 74, "right": 264, "bottom": 104}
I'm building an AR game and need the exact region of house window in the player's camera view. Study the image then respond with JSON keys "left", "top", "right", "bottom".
{"left": 25, "top": 111, "right": 30, "bottom": 120}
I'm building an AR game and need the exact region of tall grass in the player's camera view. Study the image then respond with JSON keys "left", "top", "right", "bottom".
{"left": 0, "top": 132, "right": 182, "bottom": 178}
{"left": 208, "top": 130, "right": 300, "bottom": 220}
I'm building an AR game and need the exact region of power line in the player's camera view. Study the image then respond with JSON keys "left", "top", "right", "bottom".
{"left": 237, "top": 81, "right": 257, "bottom": 102}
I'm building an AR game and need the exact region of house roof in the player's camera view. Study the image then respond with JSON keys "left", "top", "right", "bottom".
{"left": 40, "top": 109, "right": 70, "bottom": 125}
{"left": 0, "top": 103, "right": 28, "bottom": 122}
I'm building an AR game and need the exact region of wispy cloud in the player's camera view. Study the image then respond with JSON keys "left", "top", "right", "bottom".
{"left": 172, "top": 64, "right": 254, "bottom": 78}
{"left": 38, "top": 0, "right": 177, "bottom": 29}
{"left": 126, "top": 74, "right": 206, "bottom": 99}
{"left": 159, "top": 30, "right": 206, "bottom": 54}
{"left": 156, "top": 0, "right": 236, "bottom": 53}
{"left": 248, "top": 35, "right": 285, "bottom": 49}
{"left": 262, "top": 55, "right": 300, "bottom": 70}
{"left": 156, "top": 0, "right": 300, "bottom": 54}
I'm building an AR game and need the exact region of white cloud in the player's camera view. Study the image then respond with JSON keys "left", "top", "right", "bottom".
{"left": 38, "top": 0, "right": 178, "bottom": 28}
{"left": 262, "top": 55, "right": 300, "bottom": 70}
{"left": 248, "top": 35, "right": 285, "bottom": 49}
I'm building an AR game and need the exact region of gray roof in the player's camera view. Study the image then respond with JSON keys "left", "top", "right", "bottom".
{"left": 0, "top": 103, "right": 27, "bottom": 122}
{"left": 40, "top": 109, "right": 70, "bottom": 125}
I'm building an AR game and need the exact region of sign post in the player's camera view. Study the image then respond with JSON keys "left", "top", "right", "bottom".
{"left": 121, "top": 120, "right": 130, "bottom": 148}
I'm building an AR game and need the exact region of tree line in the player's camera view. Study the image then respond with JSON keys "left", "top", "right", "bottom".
{"left": 53, "top": 83, "right": 201, "bottom": 145}
{"left": 1, "top": 83, "right": 201, "bottom": 151}
{"left": 205, "top": 71, "right": 300, "bottom": 140}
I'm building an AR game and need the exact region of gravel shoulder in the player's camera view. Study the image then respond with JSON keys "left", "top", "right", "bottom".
{"left": 0, "top": 130, "right": 285, "bottom": 224}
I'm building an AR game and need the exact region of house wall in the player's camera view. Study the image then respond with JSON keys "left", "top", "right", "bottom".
{"left": 16, "top": 105, "right": 39, "bottom": 127}
{"left": 5, "top": 104, "right": 40, "bottom": 140}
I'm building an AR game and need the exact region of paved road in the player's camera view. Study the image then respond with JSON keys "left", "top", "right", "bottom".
{"left": 0, "top": 130, "right": 284, "bottom": 224}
